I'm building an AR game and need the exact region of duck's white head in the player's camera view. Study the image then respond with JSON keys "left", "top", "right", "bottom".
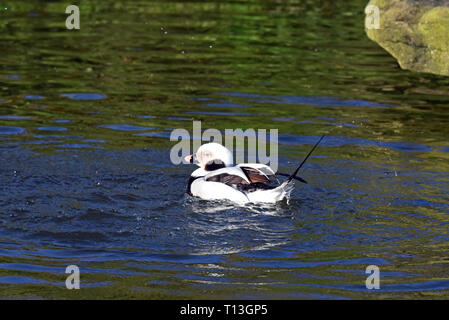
{"left": 184, "top": 142, "right": 233, "bottom": 171}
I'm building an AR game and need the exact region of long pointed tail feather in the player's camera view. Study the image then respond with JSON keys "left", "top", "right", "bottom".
{"left": 287, "top": 135, "right": 325, "bottom": 183}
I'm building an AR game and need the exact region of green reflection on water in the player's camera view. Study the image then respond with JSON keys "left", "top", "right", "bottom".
{"left": 1, "top": 0, "right": 449, "bottom": 299}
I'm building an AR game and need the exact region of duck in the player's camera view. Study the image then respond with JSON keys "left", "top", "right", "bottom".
{"left": 183, "top": 136, "right": 324, "bottom": 204}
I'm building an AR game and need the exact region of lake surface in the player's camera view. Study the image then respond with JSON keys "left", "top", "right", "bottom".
{"left": 1, "top": 0, "right": 449, "bottom": 299}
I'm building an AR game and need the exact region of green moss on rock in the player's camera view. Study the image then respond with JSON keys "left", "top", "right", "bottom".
{"left": 365, "top": 0, "right": 449, "bottom": 76}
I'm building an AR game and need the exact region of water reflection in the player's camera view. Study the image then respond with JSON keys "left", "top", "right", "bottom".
{"left": 0, "top": 0, "right": 448, "bottom": 300}
{"left": 0, "top": 126, "right": 25, "bottom": 135}
{"left": 219, "top": 92, "right": 392, "bottom": 108}
{"left": 61, "top": 93, "right": 107, "bottom": 100}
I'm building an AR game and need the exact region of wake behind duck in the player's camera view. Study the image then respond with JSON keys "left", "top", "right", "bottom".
{"left": 183, "top": 136, "right": 325, "bottom": 204}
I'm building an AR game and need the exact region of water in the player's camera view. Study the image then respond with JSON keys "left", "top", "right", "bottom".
{"left": 1, "top": 0, "right": 449, "bottom": 299}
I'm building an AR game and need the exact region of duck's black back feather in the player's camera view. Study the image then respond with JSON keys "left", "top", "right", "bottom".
{"left": 186, "top": 175, "right": 203, "bottom": 196}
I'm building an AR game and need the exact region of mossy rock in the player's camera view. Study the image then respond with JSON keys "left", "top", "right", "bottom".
{"left": 365, "top": 0, "right": 449, "bottom": 76}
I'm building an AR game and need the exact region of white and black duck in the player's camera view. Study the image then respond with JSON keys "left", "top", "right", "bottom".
{"left": 183, "top": 136, "right": 324, "bottom": 204}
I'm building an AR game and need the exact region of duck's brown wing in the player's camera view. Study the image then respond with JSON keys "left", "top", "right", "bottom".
{"left": 206, "top": 173, "right": 249, "bottom": 186}
{"left": 240, "top": 166, "right": 276, "bottom": 184}
{"left": 204, "top": 166, "right": 278, "bottom": 193}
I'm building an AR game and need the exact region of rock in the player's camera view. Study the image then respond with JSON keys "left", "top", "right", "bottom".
{"left": 365, "top": 0, "right": 449, "bottom": 76}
